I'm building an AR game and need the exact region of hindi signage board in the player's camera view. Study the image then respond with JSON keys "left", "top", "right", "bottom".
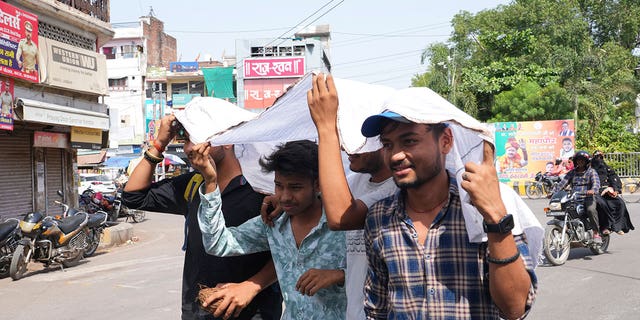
{"left": 493, "top": 119, "right": 575, "bottom": 182}
{"left": 243, "top": 57, "right": 304, "bottom": 78}
{"left": 0, "top": 2, "right": 39, "bottom": 83}
{"left": 243, "top": 78, "right": 297, "bottom": 109}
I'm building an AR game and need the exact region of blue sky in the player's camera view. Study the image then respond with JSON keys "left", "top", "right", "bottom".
{"left": 110, "top": 0, "right": 510, "bottom": 89}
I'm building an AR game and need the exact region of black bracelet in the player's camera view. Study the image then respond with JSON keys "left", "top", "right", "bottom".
{"left": 486, "top": 251, "right": 521, "bottom": 265}
{"left": 143, "top": 150, "right": 164, "bottom": 164}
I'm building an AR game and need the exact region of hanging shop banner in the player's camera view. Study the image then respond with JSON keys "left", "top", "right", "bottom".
{"left": 0, "top": 2, "right": 39, "bottom": 83}
{"left": 243, "top": 57, "right": 305, "bottom": 78}
{"left": 144, "top": 99, "right": 165, "bottom": 141}
{"left": 38, "top": 37, "right": 107, "bottom": 95}
{"left": 34, "top": 131, "right": 69, "bottom": 148}
{"left": 70, "top": 126, "right": 102, "bottom": 150}
{"left": 493, "top": 119, "right": 575, "bottom": 182}
{"left": 243, "top": 78, "right": 297, "bottom": 109}
{"left": 169, "top": 62, "right": 198, "bottom": 73}
{"left": 0, "top": 78, "right": 14, "bottom": 131}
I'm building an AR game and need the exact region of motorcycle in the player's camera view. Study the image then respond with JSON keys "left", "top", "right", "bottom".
{"left": 113, "top": 187, "right": 145, "bottom": 223}
{"left": 543, "top": 190, "right": 610, "bottom": 266}
{"left": 0, "top": 218, "right": 22, "bottom": 278}
{"left": 10, "top": 210, "right": 89, "bottom": 280}
{"left": 54, "top": 191, "right": 108, "bottom": 258}
{"left": 80, "top": 187, "right": 119, "bottom": 222}
{"left": 526, "top": 171, "right": 561, "bottom": 199}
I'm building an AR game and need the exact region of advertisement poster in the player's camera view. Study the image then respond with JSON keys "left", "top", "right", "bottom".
{"left": 0, "top": 78, "right": 14, "bottom": 131}
{"left": 0, "top": 2, "right": 39, "bottom": 83}
{"left": 38, "top": 36, "right": 107, "bottom": 95}
{"left": 493, "top": 119, "right": 575, "bottom": 182}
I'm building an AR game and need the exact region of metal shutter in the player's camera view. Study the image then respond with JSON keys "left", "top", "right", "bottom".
{"left": 0, "top": 130, "right": 33, "bottom": 219}
{"left": 45, "top": 148, "right": 64, "bottom": 216}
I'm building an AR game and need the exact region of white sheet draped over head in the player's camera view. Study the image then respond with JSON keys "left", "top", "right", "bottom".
{"left": 174, "top": 72, "right": 543, "bottom": 267}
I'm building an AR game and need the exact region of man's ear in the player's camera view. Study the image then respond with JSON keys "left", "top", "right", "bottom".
{"left": 440, "top": 127, "right": 454, "bottom": 154}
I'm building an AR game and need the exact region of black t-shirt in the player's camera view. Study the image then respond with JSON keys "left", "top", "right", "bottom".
{"left": 123, "top": 172, "right": 281, "bottom": 320}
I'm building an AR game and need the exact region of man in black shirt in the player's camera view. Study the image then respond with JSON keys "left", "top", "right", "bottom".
{"left": 123, "top": 114, "right": 281, "bottom": 320}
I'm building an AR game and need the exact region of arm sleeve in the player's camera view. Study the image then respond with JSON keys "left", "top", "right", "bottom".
{"left": 590, "top": 169, "right": 601, "bottom": 193}
{"left": 197, "top": 185, "right": 270, "bottom": 257}
{"left": 607, "top": 167, "right": 623, "bottom": 192}
{"left": 554, "top": 173, "right": 570, "bottom": 192}
{"left": 363, "top": 213, "right": 389, "bottom": 319}
{"left": 121, "top": 174, "right": 191, "bottom": 215}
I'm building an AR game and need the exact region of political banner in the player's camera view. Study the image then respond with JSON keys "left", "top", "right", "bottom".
{"left": 493, "top": 119, "right": 575, "bottom": 182}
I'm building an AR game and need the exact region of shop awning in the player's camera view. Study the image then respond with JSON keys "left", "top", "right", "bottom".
{"left": 103, "top": 155, "right": 140, "bottom": 168}
{"left": 15, "top": 98, "right": 110, "bottom": 130}
{"left": 203, "top": 67, "right": 235, "bottom": 99}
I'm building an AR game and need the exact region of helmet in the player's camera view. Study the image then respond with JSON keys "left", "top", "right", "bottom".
{"left": 573, "top": 150, "right": 590, "bottom": 164}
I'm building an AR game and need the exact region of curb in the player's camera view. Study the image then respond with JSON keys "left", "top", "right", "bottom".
{"left": 99, "top": 222, "right": 134, "bottom": 248}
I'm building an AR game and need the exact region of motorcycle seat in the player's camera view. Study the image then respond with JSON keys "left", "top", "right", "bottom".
{"left": 57, "top": 213, "right": 87, "bottom": 234}
{"left": 0, "top": 219, "right": 19, "bottom": 240}
{"left": 87, "top": 212, "right": 108, "bottom": 228}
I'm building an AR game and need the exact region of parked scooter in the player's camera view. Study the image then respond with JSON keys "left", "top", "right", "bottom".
{"left": 10, "top": 210, "right": 88, "bottom": 280}
{"left": 543, "top": 189, "right": 610, "bottom": 266}
{"left": 54, "top": 191, "right": 107, "bottom": 257}
{"left": 0, "top": 218, "right": 22, "bottom": 278}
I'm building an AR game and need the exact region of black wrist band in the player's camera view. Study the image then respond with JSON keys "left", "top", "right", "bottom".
{"left": 486, "top": 251, "right": 521, "bottom": 265}
{"left": 143, "top": 150, "right": 163, "bottom": 164}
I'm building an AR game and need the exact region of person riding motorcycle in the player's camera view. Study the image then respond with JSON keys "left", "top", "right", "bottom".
{"left": 591, "top": 150, "right": 634, "bottom": 235}
{"left": 553, "top": 150, "right": 602, "bottom": 243}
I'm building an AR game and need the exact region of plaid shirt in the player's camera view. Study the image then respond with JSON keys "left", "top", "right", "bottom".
{"left": 556, "top": 167, "right": 600, "bottom": 202}
{"left": 364, "top": 174, "right": 537, "bottom": 319}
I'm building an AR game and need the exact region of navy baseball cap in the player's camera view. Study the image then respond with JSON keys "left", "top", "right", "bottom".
{"left": 361, "top": 111, "right": 410, "bottom": 137}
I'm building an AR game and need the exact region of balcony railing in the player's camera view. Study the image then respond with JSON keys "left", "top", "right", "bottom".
{"left": 56, "top": 0, "right": 110, "bottom": 22}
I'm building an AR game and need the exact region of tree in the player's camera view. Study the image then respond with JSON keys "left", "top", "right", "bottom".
{"left": 412, "top": 0, "right": 640, "bottom": 152}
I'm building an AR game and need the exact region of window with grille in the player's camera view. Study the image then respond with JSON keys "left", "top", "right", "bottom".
{"left": 38, "top": 21, "right": 95, "bottom": 51}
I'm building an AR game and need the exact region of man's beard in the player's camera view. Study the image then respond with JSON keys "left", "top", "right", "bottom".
{"left": 394, "top": 157, "right": 442, "bottom": 189}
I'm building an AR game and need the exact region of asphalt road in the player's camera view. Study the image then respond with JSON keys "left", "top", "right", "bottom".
{"left": 0, "top": 197, "right": 638, "bottom": 319}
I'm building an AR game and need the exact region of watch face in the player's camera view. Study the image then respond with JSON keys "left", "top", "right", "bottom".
{"left": 501, "top": 214, "right": 514, "bottom": 233}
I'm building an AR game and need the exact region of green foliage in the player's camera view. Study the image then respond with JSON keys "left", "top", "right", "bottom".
{"left": 413, "top": 0, "right": 640, "bottom": 152}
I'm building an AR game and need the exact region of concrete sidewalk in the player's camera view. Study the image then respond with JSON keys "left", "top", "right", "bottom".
{"left": 99, "top": 221, "right": 134, "bottom": 248}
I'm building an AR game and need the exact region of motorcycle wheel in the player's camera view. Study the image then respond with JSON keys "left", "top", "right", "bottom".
{"left": 83, "top": 229, "right": 100, "bottom": 257}
{"left": 9, "top": 244, "right": 29, "bottom": 280}
{"left": 131, "top": 209, "right": 145, "bottom": 223}
{"left": 107, "top": 209, "right": 119, "bottom": 222}
{"left": 543, "top": 225, "right": 570, "bottom": 266}
{"left": 61, "top": 250, "right": 84, "bottom": 268}
{"left": 0, "top": 262, "right": 9, "bottom": 278}
{"left": 525, "top": 183, "right": 542, "bottom": 200}
{"left": 589, "top": 234, "right": 610, "bottom": 255}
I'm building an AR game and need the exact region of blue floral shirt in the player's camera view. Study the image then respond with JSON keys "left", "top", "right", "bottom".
{"left": 198, "top": 186, "right": 347, "bottom": 320}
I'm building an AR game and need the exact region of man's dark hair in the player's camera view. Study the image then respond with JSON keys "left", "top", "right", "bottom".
{"left": 562, "top": 137, "right": 572, "bottom": 143}
{"left": 259, "top": 140, "right": 319, "bottom": 180}
{"left": 430, "top": 123, "right": 448, "bottom": 138}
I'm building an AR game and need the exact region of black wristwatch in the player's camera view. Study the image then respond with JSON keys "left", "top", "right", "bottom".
{"left": 483, "top": 214, "right": 514, "bottom": 234}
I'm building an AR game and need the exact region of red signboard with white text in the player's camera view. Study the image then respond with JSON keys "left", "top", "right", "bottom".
{"left": 243, "top": 57, "right": 305, "bottom": 78}
{"left": 0, "top": 2, "right": 39, "bottom": 83}
{"left": 243, "top": 78, "right": 298, "bottom": 109}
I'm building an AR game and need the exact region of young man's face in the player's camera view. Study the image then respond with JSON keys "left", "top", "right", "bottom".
{"left": 274, "top": 172, "right": 319, "bottom": 216}
{"left": 379, "top": 122, "right": 451, "bottom": 189}
{"left": 347, "top": 149, "right": 385, "bottom": 174}
{"left": 562, "top": 140, "right": 573, "bottom": 151}
{"left": 562, "top": 123, "right": 568, "bottom": 131}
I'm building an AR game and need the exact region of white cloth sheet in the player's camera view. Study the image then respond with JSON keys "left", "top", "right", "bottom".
{"left": 173, "top": 73, "right": 543, "bottom": 267}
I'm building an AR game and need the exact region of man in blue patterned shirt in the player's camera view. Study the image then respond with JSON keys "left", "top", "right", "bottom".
{"left": 360, "top": 110, "right": 537, "bottom": 319}
{"left": 194, "top": 140, "right": 347, "bottom": 320}
{"left": 554, "top": 150, "right": 602, "bottom": 242}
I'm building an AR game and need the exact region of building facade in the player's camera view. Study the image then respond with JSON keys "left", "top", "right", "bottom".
{"left": 235, "top": 24, "right": 332, "bottom": 111}
{"left": 0, "top": 0, "right": 113, "bottom": 219}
